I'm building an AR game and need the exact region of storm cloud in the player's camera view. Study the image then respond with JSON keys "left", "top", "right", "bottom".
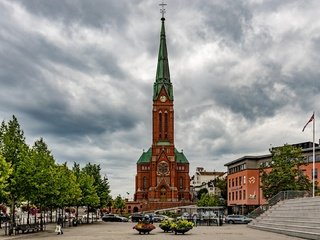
{"left": 0, "top": 0, "right": 319, "bottom": 197}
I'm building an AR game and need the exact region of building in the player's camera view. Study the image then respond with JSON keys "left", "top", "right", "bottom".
{"left": 133, "top": 15, "right": 191, "bottom": 211}
{"left": 190, "top": 167, "right": 226, "bottom": 199}
{"left": 224, "top": 142, "right": 320, "bottom": 215}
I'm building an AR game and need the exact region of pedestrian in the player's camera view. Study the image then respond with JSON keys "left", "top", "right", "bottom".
{"left": 193, "top": 214, "right": 197, "bottom": 227}
{"left": 56, "top": 215, "right": 64, "bottom": 235}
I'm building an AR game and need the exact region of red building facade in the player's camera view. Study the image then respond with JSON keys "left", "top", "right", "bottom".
{"left": 225, "top": 142, "right": 320, "bottom": 214}
{"left": 134, "top": 17, "right": 191, "bottom": 211}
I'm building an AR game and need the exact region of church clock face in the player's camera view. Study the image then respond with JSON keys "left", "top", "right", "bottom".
{"left": 160, "top": 95, "right": 167, "bottom": 102}
{"left": 157, "top": 161, "right": 169, "bottom": 175}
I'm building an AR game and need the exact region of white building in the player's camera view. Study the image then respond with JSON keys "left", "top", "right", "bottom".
{"left": 190, "top": 167, "right": 226, "bottom": 200}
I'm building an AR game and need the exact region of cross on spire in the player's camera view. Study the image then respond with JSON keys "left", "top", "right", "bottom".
{"left": 159, "top": 1, "right": 167, "bottom": 18}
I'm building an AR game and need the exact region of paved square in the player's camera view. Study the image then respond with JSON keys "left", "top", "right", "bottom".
{"left": 2, "top": 221, "right": 304, "bottom": 240}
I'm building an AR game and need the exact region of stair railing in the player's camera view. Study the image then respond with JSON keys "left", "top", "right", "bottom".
{"left": 248, "top": 190, "right": 311, "bottom": 219}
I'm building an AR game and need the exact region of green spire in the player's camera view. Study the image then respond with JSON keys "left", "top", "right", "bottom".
{"left": 153, "top": 17, "right": 173, "bottom": 101}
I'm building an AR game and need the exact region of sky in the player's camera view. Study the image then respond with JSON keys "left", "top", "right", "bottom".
{"left": 1, "top": 0, "right": 320, "bottom": 199}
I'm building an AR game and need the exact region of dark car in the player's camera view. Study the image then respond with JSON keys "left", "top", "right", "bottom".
{"left": 130, "top": 213, "right": 144, "bottom": 222}
{"left": 152, "top": 214, "right": 167, "bottom": 223}
{"left": 0, "top": 214, "right": 10, "bottom": 223}
{"left": 225, "top": 215, "right": 252, "bottom": 224}
{"left": 101, "top": 214, "right": 128, "bottom": 222}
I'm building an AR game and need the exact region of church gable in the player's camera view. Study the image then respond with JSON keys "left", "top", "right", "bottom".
{"left": 137, "top": 148, "right": 152, "bottom": 164}
{"left": 175, "top": 148, "right": 189, "bottom": 163}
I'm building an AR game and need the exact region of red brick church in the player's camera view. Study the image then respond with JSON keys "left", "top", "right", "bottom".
{"left": 133, "top": 15, "right": 191, "bottom": 211}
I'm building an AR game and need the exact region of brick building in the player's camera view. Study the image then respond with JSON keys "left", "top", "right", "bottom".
{"left": 224, "top": 142, "right": 320, "bottom": 215}
{"left": 133, "top": 16, "right": 191, "bottom": 211}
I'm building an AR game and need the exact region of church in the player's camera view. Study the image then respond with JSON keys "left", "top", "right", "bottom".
{"left": 134, "top": 11, "right": 191, "bottom": 211}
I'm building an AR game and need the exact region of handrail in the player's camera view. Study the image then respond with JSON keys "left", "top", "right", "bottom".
{"left": 248, "top": 190, "right": 311, "bottom": 219}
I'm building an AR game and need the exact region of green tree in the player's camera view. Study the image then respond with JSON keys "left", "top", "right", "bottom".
{"left": 82, "top": 163, "right": 111, "bottom": 210}
{"left": 113, "top": 195, "right": 125, "bottom": 214}
{"left": 0, "top": 154, "right": 12, "bottom": 200}
{"left": 197, "top": 193, "right": 223, "bottom": 207}
{"left": 260, "top": 144, "right": 312, "bottom": 199}
{"left": 54, "top": 164, "right": 81, "bottom": 210}
{"left": 214, "top": 177, "right": 227, "bottom": 201}
{"left": 197, "top": 188, "right": 208, "bottom": 200}
{"left": 0, "top": 116, "right": 29, "bottom": 224}
{"left": 79, "top": 172, "right": 99, "bottom": 223}
{"left": 30, "top": 138, "right": 57, "bottom": 228}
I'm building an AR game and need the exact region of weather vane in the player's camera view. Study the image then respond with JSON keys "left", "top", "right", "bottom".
{"left": 159, "top": 0, "right": 167, "bottom": 18}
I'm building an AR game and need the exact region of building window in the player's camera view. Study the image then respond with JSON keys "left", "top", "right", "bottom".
{"left": 159, "top": 112, "right": 162, "bottom": 138}
{"left": 235, "top": 178, "right": 238, "bottom": 186}
{"left": 179, "top": 177, "right": 183, "bottom": 189}
{"left": 243, "top": 190, "right": 246, "bottom": 200}
{"left": 229, "top": 179, "right": 231, "bottom": 188}
{"left": 239, "top": 176, "right": 242, "bottom": 185}
{"left": 312, "top": 168, "right": 318, "bottom": 179}
{"left": 143, "top": 176, "right": 147, "bottom": 190}
{"left": 239, "top": 190, "right": 242, "bottom": 200}
{"left": 164, "top": 112, "right": 168, "bottom": 138}
{"left": 235, "top": 191, "right": 238, "bottom": 200}
{"left": 243, "top": 176, "right": 246, "bottom": 184}
{"left": 229, "top": 192, "right": 231, "bottom": 201}
{"left": 232, "top": 192, "right": 234, "bottom": 201}
{"left": 232, "top": 179, "right": 234, "bottom": 187}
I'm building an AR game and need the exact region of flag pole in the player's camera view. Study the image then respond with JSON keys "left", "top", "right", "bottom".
{"left": 312, "top": 111, "right": 315, "bottom": 197}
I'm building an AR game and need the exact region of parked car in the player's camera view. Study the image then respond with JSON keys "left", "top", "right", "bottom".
{"left": 225, "top": 215, "right": 252, "bottom": 224}
{"left": 129, "top": 213, "right": 144, "bottom": 222}
{"left": 101, "top": 214, "right": 128, "bottom": 222}
{"left": 152, "top": 214, "right": 167, "bottom": 222}
{"left": 0, "top": 214, "right": 10, "bottom": 223}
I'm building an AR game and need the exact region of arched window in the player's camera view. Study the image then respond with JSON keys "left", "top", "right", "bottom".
{"left": 159, "top": 112, "right": 162, "bottom": 138}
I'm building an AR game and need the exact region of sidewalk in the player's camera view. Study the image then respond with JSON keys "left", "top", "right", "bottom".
{"left": 1, "top": 222, "right": 304, "bottom": 240}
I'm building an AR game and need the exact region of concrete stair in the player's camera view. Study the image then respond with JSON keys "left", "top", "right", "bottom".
{"left": 248, "top": 197, "right": 320, "bottom": 240}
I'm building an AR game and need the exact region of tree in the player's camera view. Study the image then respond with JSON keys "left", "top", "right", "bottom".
{"left": 197, "top": 193, "right": 224, "bottom": 207}
{"left": 82, "top": 163, "right": 111, "bottom": 210}
{"left": 113, "top": 195, "right": 125, "bottom": 214}
{"left": 0, "top": 154, "right": 12, "bottom": 200}
{"left": 197, "top": 188, "right": 208, "bottom": 200}
{"left": 260, "top": 144, "right": 312, "bottom": 199}
{"left": 0, "top": 116, "right": 29, "bottom": 224}
{"left": 214, "top": 177, "right": 227, "bottom": 201}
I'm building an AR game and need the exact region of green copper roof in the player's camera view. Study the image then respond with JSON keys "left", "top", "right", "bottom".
{"left": 137, "top": 148, "right": 152, "bottom": 164}
{"left": 157, "top": 141, "right": 171, "bottom": 146}
{"left": 153, "top": 18, "right": 173, "bottom": 101}
{"left": 174, "top": 148, "right": 189, "bottom": 164}
{"left": 136, "top": 147, "right": 189, "bottom": 164}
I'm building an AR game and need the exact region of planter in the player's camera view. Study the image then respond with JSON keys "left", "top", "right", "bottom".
{"left": 133, "top": 222, "right": 155, "bottom": 234}
{"left": 170, "top": 219, "right": 193, "bottom": 235}
{"left": 173, "top": 227, "right": 192, "bottom": 235}
{"left": 159, "top": 225, "right": 172, "bottom": 232}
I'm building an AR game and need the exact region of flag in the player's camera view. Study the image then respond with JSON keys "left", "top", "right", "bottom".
{"left": 302, "top": 113, "right": 314, "bottom": 132}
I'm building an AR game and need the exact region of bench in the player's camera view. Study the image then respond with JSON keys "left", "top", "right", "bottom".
{"left": 15, "top": 224, "right": 39, "bottom": 234}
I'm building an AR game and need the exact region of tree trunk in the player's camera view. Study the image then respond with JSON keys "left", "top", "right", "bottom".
{"left": 27, "top": 202, "right": 30, "bottom": 224}
{"left": 9, "top": 198, "right": 15, "bottom": 235}
{"left": 87, "top": 205, "right": 89, "bottom": 224}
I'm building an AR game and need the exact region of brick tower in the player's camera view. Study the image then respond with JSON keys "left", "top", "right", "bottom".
{"left": 134, "top": 15, "right": 191, "bottom": 210}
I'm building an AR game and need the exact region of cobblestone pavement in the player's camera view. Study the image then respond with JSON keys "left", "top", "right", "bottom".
{"left": 1, "top": 221, "right": 304, "bottom": 240}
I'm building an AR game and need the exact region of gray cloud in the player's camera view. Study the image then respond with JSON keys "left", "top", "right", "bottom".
{"left": 0, "top": 0, "right": 319, "bottom": 197}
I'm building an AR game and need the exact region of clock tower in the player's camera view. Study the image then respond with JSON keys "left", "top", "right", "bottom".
{"left": 134, "top": 14, "right": 191, "bottom": 210}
